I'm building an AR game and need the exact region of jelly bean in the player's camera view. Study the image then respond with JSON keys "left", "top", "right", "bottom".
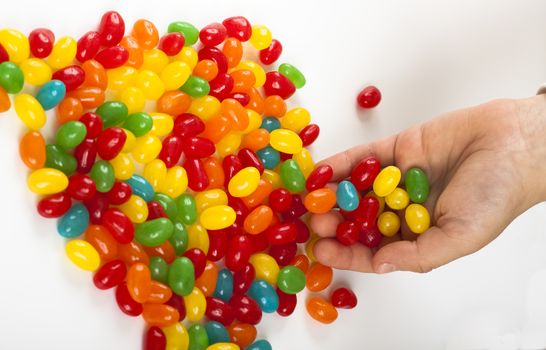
{"left": 0, "top": 29, "right": 29, "bottom": 63}
{"left": 357, "top": 85, "right": 382, "bottom": 108}
{"left": 19, "top": 131, "right": 46, "bottom": 170}
{"left": 169, "top": 256, "right": 195, "bottom": 296}
{"left": 263, "top": 72, "right": 295, "bottom": 99}
{"left": 256, "top": 147, "right": 280, "bottom": 170}
{"left": 228, "top": 167, "right": 260, "bottom": 198}
{"left": 405, "top": 167, "right": 430, "bottom": 203}
{"left": 221, "top": 38, "right": 242, "bottom": 69}
{"left": 120, "top": 112, "right": 152, "bottom": 138}
{"left": 156, "top": 91, "right": 190, "bottom": 116}
{"left": 206, "top": 297, "right": 235, "bottom": 326}
{"left": 55, "top": 122, "right": 86, "bottom": 151}
{"left": 120, "top": 87, "right": 145, "bottom": 114}
{"left": 159, "top": 32, "right": 185, "bottom": 56}
{"left": 373, "top": 165, "right": 401, "bottom": 197}
{"left": 106, "top": 66, "right": 137, "bottom": 91}
{"left": 306, "top": 263, "right": 333, "bottom": 292}
{"left": 337, "top": 180, "right": 360, "bottom": 211}
{"left": 248, "top": 340, "right": 272, "bottom": 350}
{"left": 279, "top": 108, "right": 309, "bottom": 133}
{"left": 377, "top": 211, "right": 401, "bottom": 237}
{"left": 216, "top": 133, "right": 241, "bottom": 157}
{"left": 207, "top": 343, "right": 240, "bottom": 350}
{"left": 94, "top": 259, "right": 126, "bottom": 290}
{"left": 259, "top": 39, "right": 282, "bottom": 65}
{"left": 277, "top": 265, "right": 305, "bottom": 294}
{"left": 221, "top": 98, "right": 248, "bottom": 131}
{"left": 48, "top": 36, "right": 77, "bottom": 70}
{"left": 290, "top": 254, "right": 310, "bottom": 273}
{"left": 269, "top": 241, "right": 297, "bottom": 267}
{"left": 293, "top": 148, "right": 314, "bottom": 178}
{"left": 405, "top": 203, "right": 430, "bottom": 234}
{"left": 76, "top": 31, "right": 101, "bottom": 62}
{"left": 119, "top": 36, "right": 143, "bottom": 68}
{"left": 305, "top": 164, "right": 332, "bottom": 192}
{"left": 83, "top": 192, "right": 110, "bottom": 224}
{"left": 136, "top": 218, "right": 174, "bottom": 247}
{"left": 182, "top": 136, "right": 215, "bottom": 159}
{"left": 0, "top": 43, "right": 7, "bottom": 63}
{"left": 199, "top": 205, "right": 235, "bottom": 231}
{"left": 27, "top": 168, "right": 68, "bottom": 194}
{"left": 147, "top": 281, "right": 173, "bottom": 304}
{"left": 145, "top": 201, "right": 166, "bottom": 221}
{"left": 98, "top": 11, "right": 125, "bottom": 46}
{"left": 280, "top": 160, "right": 305, "bottom": 193}
{"left": 360, "top": 225, "right": 382, "bottom": 248}
{"left": 185, "top": 158, "right": 210, "bottom": 192}
{"left": 244, "top": 205, "right": 273, "bottom": 234}
{"left": 195, "top": 189, "right": 228, "bottom": 213}
{"left": 238, "top": 149, "right": 264, "bottom": 175}
{"left": 145, "top": 326, "right": 167, "bottom": 350}
{"left": 385, "top": 187, "right": 410, "bottom": 210}
{"left": 127, "top": 262, "right": 152, "bottom": 303}
{"left": 28, "top": 28, "right": 54, "bottom": 58}
{"left": 106, "top": 182, "right": 132, "bottom": 206}
{"left": 270, "top": 129, "right": 302, "bottom": 154}
{"left": 350, "top": 156, "right": 380, "bottom": 191}
{"left": 95, "top": 46, "right": 129, "bottom": 69}
{"left": 149, "top": 256, "right": 169, "bottom": 284}
{"left": 169, "top": 220, "right": 189, "bottom": 256}
{"left": 132, "top": 19, "right": 159, "bottom": 49}
{"left": 163, "top": 320, "right": 190, "bottom": 348}
{"left": 65, "top": 239, "right": 100, "bottom": 271}
{"left": 213, "top": 268, "right": 234, "bottom": 302}
{"left": 299, "top": 123, "right": 320, "bottom": 147}
{"left": 205, "top": 321, "right": 231, "bottom": 344}
{"left": 285, "top": 194, "right": 307, "bottom": 218}
{"left": 109, "top": 153, "right": 134, "bottom": 180}
{"left": 168, "top": 21, "right": 199, "bottom": 46}
{"left": 330, "top": 287, "right": 358, "bottom": 309}
{"left": 195, "top": 261, "right": 218, "bottom": 296}
{"left": 52, "top": 65, "right": 85, "bottom": 91}
{"left": 242, "top": 129, "right": 269, "bottom": 152}
{"left": 57, "top": 203, "right": 89, "bottom": 238}
{"left": 37, "top": 191, "right": 71, "bottom": 218}
{"left": 142, "top": 304, "right": 179, "bottom": 327}
{"left": 159, "top": 165, "right": 187, "bottom": 198}
{"left": 198, "top": 47, "right": 228, "bottom": 74}
{"left": 73, "top": 139, "right": 96, "bottom": 174}
{"left": 223, "top": 16, "right": 251, "bottom": 41}
{"left": 96, "top": 101, "right": 129, "bottom": 128}
{"left": 122, "top": 176, "right": 154, "bottom": 204}
{"left": 229, "top": 294, "right": 262, "bottom": 325}
{"left": 208, "top": 231, "right": 228, "bottom": 262}
{"left": 276, "top": 287, "right": 297, "bottom": 317}
{"left": 249, "top": 25, "right": 272, "bottom": 50}
{"left": 209, "top": 72, "right": 234, "bottom": 100}
{"left": 174, "top": 194, "right": 196, "bottom": 226}
{"left": 160, "top": 62, "right": 190, "bottom": 92}
{"left": 306, "top": 297, "right": 338, "bottom": 324}
{"left": 226, "top": 235, "right": 251, "bottom": 271}
{"left": 227, "top": 323, "right": 256, "bottom": 349}
{"left": 249, "top": 253, "right": 279, "bottom": 285}
{"left": 14, "top": 93, "right": 46, "bottom": 130}
{"left": 131, "top": 133, "right": 162, "bottom": 163}
{"left": 248, "top": 280, "right": 278, "bottom": 313}
{"left": 200, "top": 23, "right": 227, "bottom": 47}
{"left": 153, "top": 193, "right": 178, "bottom": 221}
{"left": 115, "top": 282, "right": 143, "bottom": 316}
{"left": 203, "top": 157, "right": 225, "bottom": 190}
{"left": 136, "top": 70, "right": 165, "bottom": 100}
{"left": 0, "top": 86, "right": 8, "bottom": 112}
{"left": 188, "top": 324, "right": 209, "bottom": 350}
{"left": 278, "top": 63, "right": 306, "bottom": 89}
{"left": 67, "top": 174, "right": 96, "bottom": 201}
{"left": 102, "top": 208, "right": 135, "bottom": 244}
{"left": 89, "top": 160, "right": 114, "bottom": 192}
{"left": 231, "top": 263, "right": 254, "bottom": 296}
{"left": 335, "top": 221, "right": 360, "bottom": 246}
{"left": 182, "top": 249, "right": 206, "bottom": 278}
{"left": 82, "top": 60, "right": 107, "bottom": 90}
{"left": 266, "top": 222, "right": 297, "bottom": 245}
{"left": 181, "top": 75, "right": 210, "bottom": 98}
{"left": 184, "top": 286, "right": 207, "bottom": 322}
{"left": 20, "top": 58, "right": 52, "bottom": 86}
{"left": 56, "top": 97, "right": 83, "bottom": 124}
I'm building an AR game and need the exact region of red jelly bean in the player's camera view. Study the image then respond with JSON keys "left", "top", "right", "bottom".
{"left": 74, "top": 138, "right": 98, "bottom": 174}
{"left": 172, "top": 113, "right": 205, "bottom": 138}
{"left": 206, "top": 297, "right": 235, "bottom": 326}
{"left": 37, "top": 191, "right": 71, "bottom": 218}
{"left": 158, "top": 32, "right": 185, "bottom": 56}
{"left": 360, "top": 226, "right": 382, "bottom": 248}
{"left": 233, "top": 263, "right": 255, "bottom": 295}
{"left": 207, "top": 230, "right": 228, "bottom": 262}
{"left": 198, "top": 47, "right": 228, "bottom": 74}
{"left": 157, "top": 135, "right": 183, "bottom": 168}
{"left": 237, "top": 148, "right": 264, "bottom": 174}
{"left": 147, "top": 201, "right": 168, "bottom": 220}
{"left": 259, "top": 39, "right": 282, "bottom": 65}
{"left": 299, "top": 124, "right": 320, "bottom": 147}
{"left": 93, "top": 259, "right": 127, "bottom": 290}
{"left": 222, "top": 16, "right": 252, "bottom": 42}
{"left": 209, "top": 73, "right": 234, "bottom": 100}
{"left": 292, "top": 218, "right": 310, "bottom": 244}
{"left": 331, "top": 287, "right": 358, "bottom": 309}
{"left": 306, "top": 164, "right": 333, "bottom": 191}
{"left": 284, "top": 194, "right": 307, "bottom": 219}
{"left": 229, "top": 294, "right": 262, "bottom": 325}
{"left": 269, "top": 242, "right": 297, "bottom": 266}
{"left": 28, "top": 28, "right": 54, "bottom": 58}
{"left": 94, "top": 46, "right": 129, "bottom": 69}
{"left": 276, "top": 288, "right": 297, "bottom": 317}
{"left": 226, "top": 235, "right": 252, "bottom": 272}
{"left": 79, "top": 112, "right": 103, "bottom": 139}
{"left": 84, "top": 192, "right": 109, "bottom": 224}
{"left": 184, "top": 158, "right": 209, "bottom": 192}
{"left": 165, "top": 293, "right": 187, "bottom": 321}
{"left": 76, "top": 31, "right": 101, "bottom": 62}
{"left": 97, "top": 127, "right": 126, "bottom": 160}
{"left": 350, "top": 196, "right": 379, "bottom": 228}
{"left": 229, "top": 92, "right": 249, "bottom": 106}
{"left": 200, "top": 23, "right": 227, "bottom": 47}
{"left": 52, "top": 65, "right": 85, "bottom": 91}
{"left": 268, "top": 189, "right": 292, "bottom": 213}
{"left": 107, "top": 181, "right": 132, "bottom": 205}
{"left": 181, "top": 136, "right": 215, "bottom": 159}
{"left": 67, "top": 173, "right": 97, "bottom": 201}
{"left": 228, "top": 196, "right": 250, "bottom": 223}
{"left": 0, "top": 44, "right": 8, "bottom": 63}
{"left": 222, "top": 155, "right": 243, "bottom": 187}
{"left": 267, "top": 223, "right": 297, "bottom": 245}
{"left": 183, "top": 248, "right": 207, "bottom": 278}
{"left": 115, "top": 282, "right": 143, "bottom": 316}
{"left": 248, "top": 231, "right": 269, "bottom": 254}
{"left": 98, "top": 11, "right": 125, "bottom": 47}
{"left": 144, "top": 326, "right": 167, "bottom": 350}
{"left": 263, "top": 71, "right": 296, "bottom": 99}
{"left": 357, "top": 85, "right": 381, "bottom": 109}
{"left": 102, "top": 208, "right": 135, "bottom": 244}
{"left": 351, "top": 156, "right": 381, "bottom": 191}
{"left": 336, "top": 221, "right": 360, "bottom": 246}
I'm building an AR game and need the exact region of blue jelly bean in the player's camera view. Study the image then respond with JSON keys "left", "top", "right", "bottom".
{"left": 124, "top": 175, "right": 154, "bottom": 202}
{"left": 247, "top": 340, "right": 273, "bottom": 350}
{"left": 256, "top": 146, "right": 280, "bottom": 170}
{"left": 204, "top": 321, "right": 230, "bottom": 344}
{"left": 57, "top": 203, "right": 89, "bottom": 238}
{"left": 248, "top": 279, "right": 279, "bottom": 313}
{"left": 213, "top": 268, "right": 233, "bottom": 302}
{"left": 36, "top": 80, "right": 66, "bottom": 110}
{"left": 260, "top": 117, "right": 280, "bottom": 132}
{"left": 336, "top": 180, "right": 360, "bottom": 211}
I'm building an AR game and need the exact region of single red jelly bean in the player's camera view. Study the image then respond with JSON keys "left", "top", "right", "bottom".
{"left": 79, "top": 112, "right": 103, "bottom": 139}
{"left": 248, "top": 230, "right": 269, "bottom": 254}
{"left": 209, "top": 73, "right": 234, "bottom": 101}
{"left": 75, "top": 138, "right": 98, "bottom": 174}
{"left": 184, "top": 158, "right": 209, "bottom": 192}
{"left": 198, "top": 47, "right": 228, "bottom": 74}
{"left": 52, "top": 65, "right": 85, "bottom": 91}
{"left": 98, "top": 11, "right": 125, "bottom": 47}
{"left": 229, "top": 92, "right": 249, "bottom": 106}
{"left": 107, "top": 181, "right": 132, "bottom": 205}
{"left": 228, "top": 195, "right": 249, "bottom": 222}
{"left": 28, "top": 28, "right": 54, "bottom": 58}
{"left": 237, "top": 148, "right": 264, "bottom": 174}
{"left": 93, "top": 259, "right": 127, "bottom": 290}
{"left": 351, "top": 156, "right": 381, "bottom": 191}
{"left": 115, "top": 282, "right": 143, "bottom": 316}
{"left": 67, "top": 173, "right": 97, "bottom": 201}
{"left": 183, "top": 248, "right": 207, "bottom": 278}
{"left": 233, "top": 263, "right": 255, "bottom": 295}
{"left": 144, "top": 326, "right": 167, "bottom": 350}
{"left": 336, "top": 221, "right": 360, "bottom": 246}
{"left": 84, "top": 192, "right": 109, "bottom": 224}
{"left": 172, "top": 113, "right": 205, "bottom": 138}
{"left": 37, "top": 191, "right": 71, "bottom": 218}
{"left": 268, "top": 189, "right": 292, "bottom": 213}
{"left": 165, "top": 294, "right": 186, "bottom": 321}
{"left": 263, "top": 72, "right": 296, "bottom": 99}
{"left": 222, "top": 16, "right": 252, "bottom": 42}
{"left": 0, "top": 43, "right": 8, "bottom": 63}
{"left": 331, "top": 287, "right": 358, "bottom": 309}
{"left": 222, "top": 155, "right": 243, "bottom": 187}
{"left": 158, "top": 32, "right": 185, "bottom": 56}
{"left": 94, "top": 46, "right": 129, "bottom": 69}
{"left": 97, "top": 127, "right": 126, "bottom": 160}
{"left": 351, "top": 196, "right": 379, "bottom": 228}
{"left": 259, "top": 39, "right": 282, "bottom": 65}
{"left": 226, "top": 235, "right": 252, "bottom": 272}
{"left": 279, "top": 152, "right": 292, "bottom": 162}
{"left": 102, "top": 208, "right": 135, "bottom": 244}
{"left": 229, "top": 294, "right": 262, "bottom": 325}
{"left": 147, "top": 201, "right": 168, "bottom": 220}
{"left": 357, "top": 85, "right": 382, "bottom": 109}
{"left": 181, "top": 137, "right": 215, "bottom": 159}
{"left": 292, "top": 218, "right": 311, "bottom": 244}
{"left": 299, "top": 124, "right": 320, "bottom": 147}
{"left": 205, "top": 297, "right": 235, "bottom": 326}
{"left": 283, "top": 194, "right": 307, "bottom": 219}
{"left": 269, "top": 242, "right": 297, "bottom": 266}
{"left": 157, "top": 135, "right": 183, "bottom": 168}
{"left": 360, "top": 226, "right": 382, "bottom": 248}
{"left": 200, "top": 23, "right": 227, "bottom": 47}
{"left": 276, "top": 288, "right": 297, "bottom": 317}
{"left": 267, "top": 223, "right": 297, "bottom": 245}
{"left": 76, "top": 31, "right": 101, "bottom": 62}
{"left": 207, "top": 230, "right": 228, "bottom": 262}
{"left": 305, "top": 165, "right": 333, "bottom": 191}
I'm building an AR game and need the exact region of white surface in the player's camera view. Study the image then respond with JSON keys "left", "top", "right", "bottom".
{"left": 0, "top": 0, "right": 545, "bottom": 349}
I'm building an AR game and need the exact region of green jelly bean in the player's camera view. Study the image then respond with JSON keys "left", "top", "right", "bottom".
{"left": 168, "top": 21, "right": 199, "bottom": 46}
{"left": 123, "top": 112, "right": 153, "bottom": 137}
{"left": 135, "top": 218, "right": 174, "bottom": 247}
{"left": 280, "top": 160, "right": 305, "bottom": 193}
{"left": 279, "top": 63, "right": 306, "bottom": 89}
{"left": 180, "top": 75, "right": 210, "bottom": 98}
{"left": 168, "top": 256, "right": 195, "bottom": 296}
{"left": 405, "top": 167, "right": 430, "bottom": 204}
{"left": 188, "top": 324, "right": 209, "bottom": 350}
{"left": 0, "top": 62, "right": 24, "bottom": 94}
{"left": 177, "top": 194, "right": 197, "bottom": 225}
{"left": 96, "top": 101, "right": 128, "bottom": 128}
{"left": 153, "top": 193, "right": 178, "bottom": 221}
{"left": 169, "top": 219, "right": 189, "bottom": 256}
{"left": 277, "top": 265, "right": 306, "bottom": 294}
{"left": 90, "top": 160, "right": 115, "bottom": 192}
{"left": 45, "top": 144, "right": 77, "bottom": 175}
{"left": 56, "top": 121, "right": 87, "bottom": 149}
{"left": 149, "top": 256, "right": 169, "bottom": 284}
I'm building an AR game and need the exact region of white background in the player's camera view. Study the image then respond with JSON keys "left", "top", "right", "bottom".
{"left": 0, "top": 0, "right": 545, "bottom": 349}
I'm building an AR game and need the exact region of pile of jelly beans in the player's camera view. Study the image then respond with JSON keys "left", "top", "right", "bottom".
{"left": 0, "top": 10, "right": 430, "bottom": 350}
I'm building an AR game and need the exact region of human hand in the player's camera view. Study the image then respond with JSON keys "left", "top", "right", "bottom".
{"left": 310, "top": 95, "right": 546, "bottom": 273}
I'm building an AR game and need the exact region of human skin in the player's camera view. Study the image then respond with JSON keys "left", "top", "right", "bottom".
{"left": 310, "top": 94, "right": 546, "bottom": 273}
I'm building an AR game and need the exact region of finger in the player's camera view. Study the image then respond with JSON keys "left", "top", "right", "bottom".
{"left": 309, "top": 211, "right": 343, "bottom": 238}
{"left": 313, "top": 238, "right": 374, "bottom": 272}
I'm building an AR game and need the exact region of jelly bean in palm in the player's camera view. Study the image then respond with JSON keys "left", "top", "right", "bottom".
{"left": 351, "top": 156, "right": 381, "bottom": 191}
{"left": 136, "top": 218, "right": 174, "bottom": 247}
{"left": 14, "top": 94, "right": 46, "bottom": 130}
{"left": 280, "top": 160, "right": 305, "bottom": 193}
{"left": 373, "top": 165, "right": 401, "bottom": 197}
{"left": 58, "top": 203, "right": 89, "bottom": 238}
{"left": 65, "top": 239, "right": 100, "bottom": 271}
{"left": 336, "top": 180, "right": 360, "bottom": 211}
{"left": 205, "top": 321, "right": 230, "bottom": 345}
{"left": 56, "top": 121, "right": 87, "bottom": 150}
{"left": 228, "top": 167, "right": 260, "bottom": 197}
{"left": 163, "top": 322, "right": 190, "bottom": 350}
{"left": 213, "top": 269, "right": 234, "bottom": 302}
{"left": 19, "top": 131, "right": 46, "bottom": 170}
{"left": 36, "top": 80, "right": 66, "bottom": 110}
{"left": 405, "top": 203, "right": 431, "bottom": 234}
{"left": 200, "top": 205, "right": 236, "bottom": 230}
{"left": 169, "top": 220, "right": 189, "bottom": 255}
{"left": 123, "top": 112, "right": 153, "bottom": 137}
{"left": 28, "top": 28, "right": 54, "bottom": 59}
{"left": 177, "top": 194, "right": 197, "bottom": 225}
{"left": 96, "top": 101, "right": 129, "bottom": 128}
{"left": 270, "top": 129, "right": 302, "bottom": 154}
{"left": 181, "top": 75, "right": 210, "bottom": 98}
{"left": 188, "top": 324, "right": 209, "bottom": 350}
{"left": 169, "top": 257, "right": 195, "bottom": 296}
{"left": 0, "top": 29, "right": 29, "bottom": 63}
{"left": 405, "top": 167, "right": 430, "bottom": 204}
{"left": 48, "top": 36, "right": 77, "bottom": 70}
{"left": 277, "top": 265, "right": 306, "bottom": 294}
{"left": 168, "top": 21, "right": 199, "bottom": 46}
{"left": 306, "top": 297, "right": 338, "bottom": 324}
{"left": 249, "top": 253, "right": 279, "bottom": 285}
{"left": 385, "top": 187, "right": 410, "bottom": 210}
{"left": 91, "top": 160, "right": 115, "bottom": 192}
{"left": 377, "top": 211, "right": 401, "bottom": 237}
{"left": 28, "top": 168, "right": 69, "bottom": 195}
{"left": 248, "top": 280, "right": 279, "bottom": 313}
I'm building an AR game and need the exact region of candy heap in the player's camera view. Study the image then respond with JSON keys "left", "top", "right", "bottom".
{"left": 0, "top": 10, "right": 430, "bottom": 350}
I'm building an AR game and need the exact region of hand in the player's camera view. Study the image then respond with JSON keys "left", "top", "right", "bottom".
{"left": 310, "top": 95, "right": 546, "bottom": 273}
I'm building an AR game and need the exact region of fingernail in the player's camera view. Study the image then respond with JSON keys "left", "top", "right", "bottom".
{"left": 377, "top": 263, "right": 397, "bottom": 274}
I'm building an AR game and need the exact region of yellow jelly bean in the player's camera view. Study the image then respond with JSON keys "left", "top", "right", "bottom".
{"left": 163, "top": 322, "right": 189, "bottom": 350}
{"left": 143, "top": 159, "right": 167, "bottom": 191}
{"left": 19, "top": 58, "right": 52, "bottom": 86}
{"left": 27, "top": 168, "right": 68, "bottom": 195}
{"left": 269, "top": 129, "right": 303, "bottom": 155}
{"left": 161, "top": 166, "right": 188, "bottom": 198}
{"left": 306, "top": 236, "right": 320, "bottom": 263}
{"left": 188, "top": 95, "right": 221, "bottom": 121}
{"left": 366, "top": 191, "right": 385, "bottom": 214}
{"left": 136, "top": 70, "right": 165, "bottom": 100}
{"left": 161, "top": 61, "right": 191, "bottom": 91}
{"left": 262, "top": 169, "right": 282, "bottom": 189}
{"left": 405, "top": 204, "right": 430, "bottom": 234}
{"left": 249, "top": 25, "right": 272, "bottom": 50}
{"left": 280, "top": 107, "right": 310, "bottom": 132}
{"left": 131, "top": 133, "right": 162, "bottom": 164}
{"left": 184, "top": 287, "right": 207, "bottom": 322}
{"left": 142, "top": 48, "right": 169, "bottom": 73}
{"left": 241, "top": 109, "right": 262, "bottom": 134}
{"left": 118, "top": 194, "right": 149, "bottom": 223}
{"left": 377, "top": 211, "right": 401, "bottom": 237}
{"left": 14, "top": 94, "right": 46, "bottom": 130}
{"left": 373, "top": 166, "right": 401, "bottom": 197}
{"left": 65, "top": 239, "right": 100, "bottom": 271}
{"left": 150, "top": 112, "right": 174, "bottom": 136}
{"left": 187, "top": 224, "right": 210, "bottom": 253}
{"left": 109, "top": 153, "right": 134, "bottom": 180}
{"left": 200, "top": 205, "right": 236, "bottom": 230}
{"left": 207, "top": 344, "right": 240, "bottom": 350}
{"left": 293, "top": 148, "right": 314, "bottom": 178}
{"left": 228, "top": 167, "right": 260, "bottom": 197}
{"left": 234, "top": 60, "right": 265, "bottom": 87}
{"left": 48, "top": 36, "right": 77, "bottom": 70}
{"left": 385, "top": 187, "right": 410, "bottom": 210}
{"left": 175, "top": 46, "right": 198, "bottom": 69}
{"left": 107, "top": 66, "right": 138, "bottom": 92}
{"left": 216, "top": 132, "right": 241, "bottom": 158}
{"left": 120, "top": 86, "right": 146, "bottom": 114}
{"left": 195, "top": 189, "right": 228, "bottom": 213}
{"left": 122, "top": 129, "right": 136, "bottom": 152}
{"left": 0, "top": 29, "right": 30, "bottom": 63}
{"left": 249, "top": 253, "right": 279, "bottom": 285}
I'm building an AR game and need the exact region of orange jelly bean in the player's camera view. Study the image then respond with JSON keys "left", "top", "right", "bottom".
{"left": 57, "top": 97, "right": 83, "bottom": 123}
{"left": 227, "top": 323, "right": 257, "bottom": 349}
{"left": 142, "top": 304, "right": 179, "bottom": 327}
{"left": 221, "top": 98, "right": 248, "bottom": 131}
{"left": 144, "top": 240, "right": 176, "bottom": 264}
{"left": 195, "top": 261, "right": 218, "bottom": 297}
{"left": 119, "top": 241, "right": 150, "bottom": 266}
{"left": 127, "top": 262, "right": 152, "bottom": 303}
{"left": 193, "top": 59, "right": 218, "bottom": 81}
{"left": 304, "top": 188, "right": 336, "bottom": 214}
{"left": 147, "top": 281, "right": 173, "bottom": 304}
{"left": 120, "top": 36, "right": 143, "bottom": 68}
{"left": 241, "top": 129, "right": 269, "bottom": 151}
{"left": 84, "top": 225, "right": 119, "bottom": 262}
{"left": 306, "top": 263, "right": 333, "bottom": 292}
{"left": 290, "top": 254, "right": 310, "bottom": 274}
{"left": 222, "top": 38, "right": 242, "bottom": 68}
{"left": 0, "top": 86, "right": 10, "bottom": 112}
{"left": 202, "top": 115, "right": 232, "bottom": 144}
{"left": 263, "top": 95, "right": 286, "bottom": 118}
{"left": 244, "top": 205, "right": 273, "bottom": 234}
{"left": 67, "top": 86, "right": 105, "bottom": 109}
{"left": 246, "top": 87, "right": 264, "bottom": 114}
{"left": 241, "top": 179, "right": 273, "bottom": 209}
{"left": 19, "top": 131, "right": 46, "bottom": 169}
{"left": 157, "top": 90, "right": 192, "bottom": 116}
{"left": 132, "top": 19, "right": 159, "bottom": 50}
{"left": 306, "top": 297, "right": 338, "bottom": 324}
{"left": 203, "top": 157, "right": 225, "bottom": 190}
{"left": 82, "top": 60, "right": 108, "bottom": 90}
{"left": 231, "top": 70, "right": 255, "bottom": 93}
